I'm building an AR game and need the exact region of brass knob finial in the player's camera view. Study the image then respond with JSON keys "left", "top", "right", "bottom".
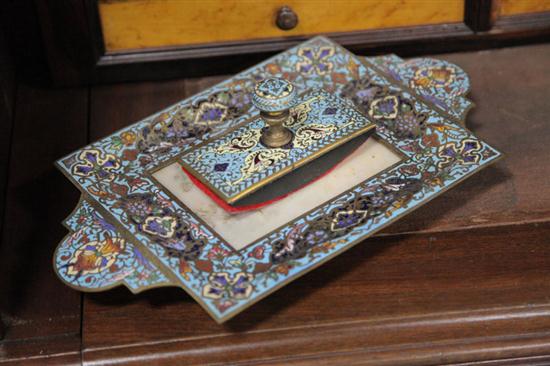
{"left": 252, "top": 77, "right": 297, "bottom": 148}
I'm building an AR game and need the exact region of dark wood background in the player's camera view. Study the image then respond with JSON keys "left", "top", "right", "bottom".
{"left": 1, "top": 1, "right": 550, "bottom": 364}
{"left": 2, "top": 0, "right": 550, "bottom": 86}
{"left": 2, "top": 42, "right": 550, "bottom": 366}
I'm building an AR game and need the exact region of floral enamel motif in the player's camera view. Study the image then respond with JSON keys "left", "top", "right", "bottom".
{"left": 142, "top": 216, "right": 178, "bottom": 238}
{"left": 202, "top": 272, "right": 254, "bottom": 300}
{"left": 296, "top": 46, "right": 335, "bottom": 75}
{"left": 437, "top": 138, "right": 482, "bottom": 168}
{"left": 72, "top": 149, "right": 120, "bottom": 181}
{"left": 412, "top": 66, "right": 456, "bottom": 89}
{"left": 65, "top": 235, "right": 125, "bottom": 277}
{"left": 194, "top": 101, "right": 229, "bottom": 126}
{"left": 368, "top": 95, "right": 400, "bottom": 119}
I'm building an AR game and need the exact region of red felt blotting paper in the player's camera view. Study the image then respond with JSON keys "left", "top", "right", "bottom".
{"left": 181, "top": 161, "right": 342, "bottom": 214}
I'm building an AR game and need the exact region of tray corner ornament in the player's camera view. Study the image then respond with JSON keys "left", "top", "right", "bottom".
{"left": 54, "top": 36, "right": 501, "bottom": 323}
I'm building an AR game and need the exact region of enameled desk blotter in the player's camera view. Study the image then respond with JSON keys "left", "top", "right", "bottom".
{"left": 180, "top": 84, "right": 376, "bottom": 204}
{"left": 54, "top": 36, "right": 501, "bottom": 323}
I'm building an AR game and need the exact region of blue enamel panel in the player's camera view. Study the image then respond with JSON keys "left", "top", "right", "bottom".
{"left": 180, "top": 89, "right": 375, "bottom": 202}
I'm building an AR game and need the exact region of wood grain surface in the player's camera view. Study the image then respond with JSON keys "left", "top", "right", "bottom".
{"left": 0, "top": 85, "right": 88, "bottom": 364}
{"left": 98, "top": 0, "right": 464, "bottom": 51}
{"left": 30, "top": 1, "right": 550, "bottom": 85}
{"left": 1, "top": 44, "right": 550, "bottom": 365}
{"left": 385, "top": 44, "right": 550, "bottom": 235}
{"left": 499, "top": 0, "right": 550, "bottom": 16}
{"left": 82, "top": 222, "right": 550, "bottom": 365}
{"left": 0, "top": 23, "right": 15, "bottom": 341}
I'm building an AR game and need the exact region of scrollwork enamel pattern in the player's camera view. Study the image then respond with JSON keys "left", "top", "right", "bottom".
{"left": 54, "top": 198, "right": 171, "bottom": 292}
{"left": 180, "top": 89, "right": 375, "bottom": 203}
{"left": 368, "top": 54, "right": 472, "bottom": 123}
{"left": 54, "top": 37, "right": 501, "bottom": 323}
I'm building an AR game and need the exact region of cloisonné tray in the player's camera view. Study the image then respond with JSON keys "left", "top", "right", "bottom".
{"left": 54, "top": 37, "right": 501, "bottom": 323}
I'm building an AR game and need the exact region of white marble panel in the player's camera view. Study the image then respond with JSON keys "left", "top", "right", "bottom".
{"left": 153, "top": 137, "right": 402, "bottom": 250}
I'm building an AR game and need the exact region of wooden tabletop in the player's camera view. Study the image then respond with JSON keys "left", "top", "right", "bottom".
{"left": 1, "top": 43, "right": 550, "bottom": 365}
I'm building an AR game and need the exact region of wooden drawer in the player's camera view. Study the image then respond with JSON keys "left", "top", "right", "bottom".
{"left": 98, "top": 0, "right": 465, "bottom": 52}
{"left": 498, "top": 0, "right": 550, "bottom": 16}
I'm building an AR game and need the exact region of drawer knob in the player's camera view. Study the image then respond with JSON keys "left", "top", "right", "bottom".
{"left": 276, "top": 6, "right": 299, "bottom": 31}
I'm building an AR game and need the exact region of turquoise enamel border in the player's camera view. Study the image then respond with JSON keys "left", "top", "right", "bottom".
{"left": 54, "top": 36, "right": 501, "bottom": 323}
